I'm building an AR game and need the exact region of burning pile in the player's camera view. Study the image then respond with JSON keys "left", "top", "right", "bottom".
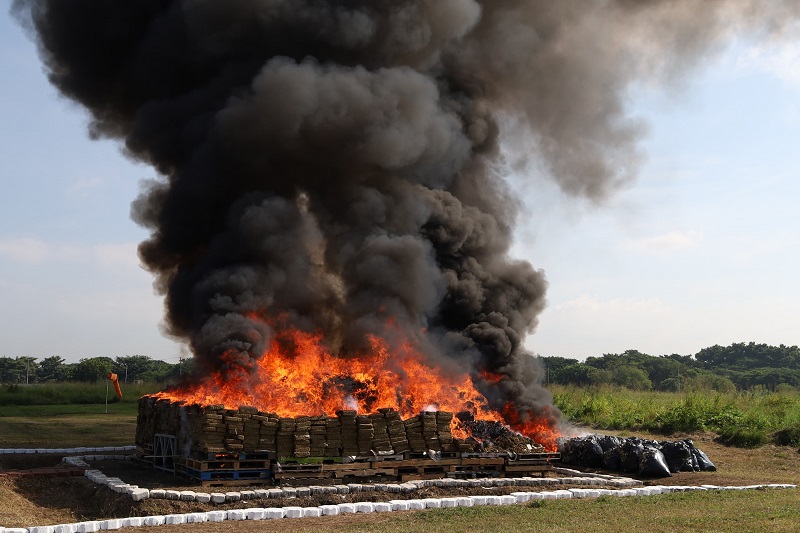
{"left": 137, "top": 398, "right": 480, "bottom": 459}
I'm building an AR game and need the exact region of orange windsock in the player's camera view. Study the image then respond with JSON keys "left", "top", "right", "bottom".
{"left": 108, "top": 372, "right": 122, "bottom": 399}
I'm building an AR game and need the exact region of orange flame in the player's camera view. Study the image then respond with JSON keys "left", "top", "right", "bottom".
{"left": 154, "top": 320, "right": 559, "bottom": 449}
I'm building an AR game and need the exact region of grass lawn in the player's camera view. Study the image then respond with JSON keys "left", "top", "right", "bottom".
{"left": 0, "top": 403, "right": 138, "bottom": 448}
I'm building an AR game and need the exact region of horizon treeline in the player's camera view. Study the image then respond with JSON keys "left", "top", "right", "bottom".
{"left": 541, "top": 342, "right": 800, "bottom": 392}
{"left": 0, "top": 354, "right": 194, "bottom": 385}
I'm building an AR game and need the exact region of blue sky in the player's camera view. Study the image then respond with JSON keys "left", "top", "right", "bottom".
{"left": 1, "top": 12, "right": 798, "bottom": 363}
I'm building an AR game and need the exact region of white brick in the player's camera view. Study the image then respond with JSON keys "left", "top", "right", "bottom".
{"left": 389, "top": 500, "right": 410, "bottom": 511}
{"left": 284, "top": 507, "right": 304, "bottom": 518}
{"left": 407, "top": 499, "right": 426, "bottom": 510}
{"left": 374, "top": 503, "right": 392, "bottom": 512}
{"left": 120, "top": 518, "right": 143, "bottom": 528}
{"left": 99, "top": 519, "right": 122, "bottom": 530}
{"left": 185, "top": 513, "right": 207, "bottom": 523}
{"left": 76, "top": 522, "right": 101, "bottom": 533}
{"left": 265, "top": 508, "right": 286, "bottom": 519}
{"left": 6, "top": 529, "right": 30, "bottom": 533}
{"left": 195, "top": 492, "right": 211, "bottom": 503}
{"left": 179, "top": 490, "right": 197, "bottom": 501}
{"left": 424, "top": 499, "right": 442, "bottom": 509}
{"left": 210, "top": 493, "right": 226, "bottom": 503}
{"left": 130, "top": 488, "right": 149, "bottom": 501}
{"left": 164, "top": 490, "right": 181, "bottom": 500}
{"left": 142, "top": 516, "right": 165, "bottom": 527}
{"left": 320, "top": 505, "right": 340, "bottom": 516}
{"left": 303, "top": 507, "right": 322, "bottom": 517}
{"left": 164, "top": 514, "right": 186, "bottom": 525}
{"left": 356, "top": 502, "right": 375, "bottom": 513}
{"left": 470, "top": 496, "right": 488, "bottom": 506}
{"left": 149, "top": 489, "right": 166, "bottom": 499}
{"left": 486, "top": 496, "right": 502, "bottom": 506}
{"left": 338, "top": 503, "right": 356, "bottom": 514}
{"left": 456, "top": 497, "right": 473, "bottom": 507}
{"left": 440, "top": 498, "right": 458, "bottom": 508}
{"left": 499, "top": 495, "right": 516, "bottom": 505}
{"left": 226, "top": 510, "right": 246, "bottom": 521}
{"left": 53, "top": 524, "right": 77, "bottom": 533}
{"left": 225, "top": 492, "right": 241, "bottom": 502}
{"left": 206, "top": 511, "right": 227, "bottom": 522}
{"left": 511, "top": 492, "right": 530, "bottom": 503}
{"left": 246, "top": 509, "right": 266, "bottom": 520}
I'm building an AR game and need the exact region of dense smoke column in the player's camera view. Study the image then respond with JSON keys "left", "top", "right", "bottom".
{"left": 13, "top": 0, "right": 799, "bottom": 424}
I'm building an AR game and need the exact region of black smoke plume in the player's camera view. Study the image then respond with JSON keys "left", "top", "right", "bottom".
{"left": 13, "top": 1, "right": 799, "bottom": 428}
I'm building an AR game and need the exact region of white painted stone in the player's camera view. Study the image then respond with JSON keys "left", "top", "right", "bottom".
{"left": 511, "top": 492, "right": 530, "bottom": 503}
{"left": 265, "top": 508, "right": 286, "bottom": 519}
{"left": 206, "top": 511, "right": 227, "bottom": 522}
{"left": 246, "top": 508, "right": 266, "bottom": 520}
{"left": 210, "top": 492, "right": 226, "bottom": 503}
{"left": 53, "top": 524, "right": 77, "bottom": 533}
{"left": 374, "top": 502, "right": 392, "bottom": 513}
{"left": 100, "top": 519, "right": 122, "bottom": 530}
{"left": 130, "top": 488, "right": 150, "bottom": 501}
{"left": 319, "top": 504, "right": 340, "bottom": 516}
{"left": 142, "top": 516, "right": 165, "bottom": 527}
{"left": 284, "top": 506, "right": 304, "bottom": 518}
{"left": 226, "top": 510, "right": 247, "bottom": 520}
{"left": 389, "top": 500, "right": 410, "bottom": 511}
{"left": 225, "top": 491, "right": 242, "bottom": 502}
{"left": 499, "top": 495, "right": 516, "bottom": 505}
{"left": 440, "top": 498, "right": 458, "bottom": 508}
{"left": 195, "top": 492, "right": 211, "bottom": 503}
{"left": 254, "top": 489, "right": 270, "bottom": 499}
{"left": 267, "top": 488, "right": 284, "bottom": 498}
{"left": 296, "top": 487, "right": 311, "bottom": 497}
{"left": 424, "top": 498, "right": 442, "bottom": 509}
{"left": 470, "top": 496, "right": 488, "bottom": 506}
{"left": 528, "top": 492, "right": 544, "bottom": 500}
{"left": 76, "top": 522, "right": 101, "bottom": 533}
{"left": 336, "top": 485, "right": 351, "bottom": 494}
{"left": 456, "top": 497, "right": 474, "bottom": 507}
{"left": 407, "top": 499, "right": 426, "bottom": 510}
{"left": 486, "top": 496, "right": 502, "bottom": 506}
{"left": 186, "top": 513, "right": 207, "bottom": 523}
{"left": 164, "top": 490, "right": 181, "bottom": 500}
{"left": 149, "top": 489, "right": 166, "bottom": 499}
{"left": 303, "top": 507, "right": 322, "bottom": 517}
{"left": 241, "top": 490, "right": 257, "bottom": 500}
{"left": 338, "top": 503, "right": 356, "bottom": 514}
{"left": 164, "top": 514, "right": 186, "bottom": 525}
{"left": 356, "top": 502, "right": 375, "bottom": 513}
{"left": 540, "top": 492, "right": 558, "bottom": 500}
{"left": 179, "top": 490, "right": 197, "bottom": 501}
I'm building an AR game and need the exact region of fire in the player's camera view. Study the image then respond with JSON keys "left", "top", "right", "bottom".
{"left": 155, "top": 320, "right": 560, "bottom": 450}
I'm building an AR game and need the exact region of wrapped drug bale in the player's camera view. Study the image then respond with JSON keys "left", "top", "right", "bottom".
{"left": 325, "top": 416, "right": 342, "bottom": 456}
{"left": 337, "top": 410, "right": 358, "bottom": 456}
{"left": 294, "top": 416, "right": 312, "bottom": 457}
{"left": 277, "top": 418, "right": 296, "bottom": 457}
{"left": 383, "top": 408, "right": 410, "bottom": 454}
{"left": 356, "top": 415, "right": 375, "bottom": 455}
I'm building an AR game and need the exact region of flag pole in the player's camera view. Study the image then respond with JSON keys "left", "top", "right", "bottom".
{"left": 105, "top": 379, "right": 109, "bottom": 414}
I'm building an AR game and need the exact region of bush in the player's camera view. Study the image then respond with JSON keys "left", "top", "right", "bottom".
{"left": 716, "top": 427, "right": 769, "bottom": 448}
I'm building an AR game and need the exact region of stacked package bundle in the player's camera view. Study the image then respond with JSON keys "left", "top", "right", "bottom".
{"left": 276, "top": 418, "right": 296, "bottom": 457}
{"left": 293, "top": 416, "right": 312, "bottom": 457}
{"left": 370, "top": 412, "right": 393, "bottom": 454}
{"left": 337, "top": 410, "right": 359, "bottom": 456}
{"left": 385, "top": 408, "right": 410, "bottom": 454}
{"left": 137, "top": 397, "right": 468, "bottom": 460}
{"left": 309, "top": 416, "right": 328, "bottom": 456}
{"left": 356, "top": 415, "right": 375, "bottom": 455}
{"left": 325, "top": 416, "right": 342, "bottom": 456}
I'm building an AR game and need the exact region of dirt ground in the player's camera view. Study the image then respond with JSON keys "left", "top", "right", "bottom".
{"left": 1, "top": 434, "right": 798, "bottom": 529}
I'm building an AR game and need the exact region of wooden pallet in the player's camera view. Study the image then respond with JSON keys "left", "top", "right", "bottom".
{"left": 181, "top": 458, "right": 271, "bottom": 471}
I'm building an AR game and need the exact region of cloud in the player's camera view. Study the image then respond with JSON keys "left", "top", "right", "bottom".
{"left": 735, "top": 40, "right": 800, "bottom": 88}
{"left": 553, "top": 294, "right": 666, "bottom": 315}
{"left": 626, "top": 230, "right": 703, "bottom": 253}
{"left": 66, "top": 176, "right": 106, "bottom": 197}
{"left": 0, "top": 237, "right": 140, "bottom": 269}
{"left": 0, "top": 237, "right": 50, "bottom": 263}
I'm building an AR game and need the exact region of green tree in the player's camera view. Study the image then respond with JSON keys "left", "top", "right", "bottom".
{"left": 39, "top": 356, "right": 70, "bottom": 382}
{"left": 72, "top": 357, "right": 115, "bottom": 382}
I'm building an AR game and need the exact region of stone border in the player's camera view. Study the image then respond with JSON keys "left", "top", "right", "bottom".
{"left": 0, "top": 447, "right": 136, "bottom": 455}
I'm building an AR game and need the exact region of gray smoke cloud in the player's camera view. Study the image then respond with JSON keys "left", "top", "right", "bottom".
{"left": 12, "top": 0, "right": 799, "bottom": 429}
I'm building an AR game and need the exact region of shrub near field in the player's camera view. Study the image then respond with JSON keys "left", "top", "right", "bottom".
{"left": 552, "top": 384, "right": 800, "bottom": 447}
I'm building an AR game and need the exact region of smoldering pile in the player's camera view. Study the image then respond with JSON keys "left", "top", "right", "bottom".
{"left": 457, "top": 415, "right": 546, "bottom": 454}
{"left": 559, "top": 435, "right": 716, "bottom": 478}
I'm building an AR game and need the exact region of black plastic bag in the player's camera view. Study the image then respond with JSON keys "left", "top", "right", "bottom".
{"left": 639, "top": 446, "right": 672, "bottom": 477}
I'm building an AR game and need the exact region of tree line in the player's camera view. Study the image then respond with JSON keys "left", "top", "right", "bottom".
{"left": 541, "top": 342, "right": 800, "bottom": 392}
{"left": 0, "top": 355, "right": 194, "bottom": 384}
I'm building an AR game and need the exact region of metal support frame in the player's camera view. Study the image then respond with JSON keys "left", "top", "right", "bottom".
{"left": 153, "top": 433, "right": 178, "bottom": 473}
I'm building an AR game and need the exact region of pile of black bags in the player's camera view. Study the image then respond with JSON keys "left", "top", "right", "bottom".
{"left": 559, "top": 435, "right": 716, "bottom": 478}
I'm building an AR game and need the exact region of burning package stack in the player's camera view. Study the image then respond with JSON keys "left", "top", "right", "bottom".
{"left": 309, "top": 416, "right": 327, "bottom": 457}
{"left": 384, "top": 408, "right": 410, "bottom": 454}
{"left": 276, "top": 418, "right": 296, "bottom": 457}
{"left": 222, "top": 411, "right": 245, "bottom": 451}
{"left": 325, "top": 416, "right": 342, "bottom": 456}
{"left": 356, "top": 415, "right": 375, "bottom": 455}
{"left": 437, "top": 411, "right": 454, "bottom": 449}
{"left": 337, "top": 410, "right": 359, "bottom": 456}
{"left": 403, "top": 414, "right": 427, "bottom": 453}
{"left": 293, "top": 416, "right": 312, "bottom": 458}
{"left": 255, "top": 412, "right": 279, "bottom": 451}
{"left": 422, "top": 412, "right": 439, "bottom": 450}
{"left": 369, "top": 412, "right": 393, "bottom": 455}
